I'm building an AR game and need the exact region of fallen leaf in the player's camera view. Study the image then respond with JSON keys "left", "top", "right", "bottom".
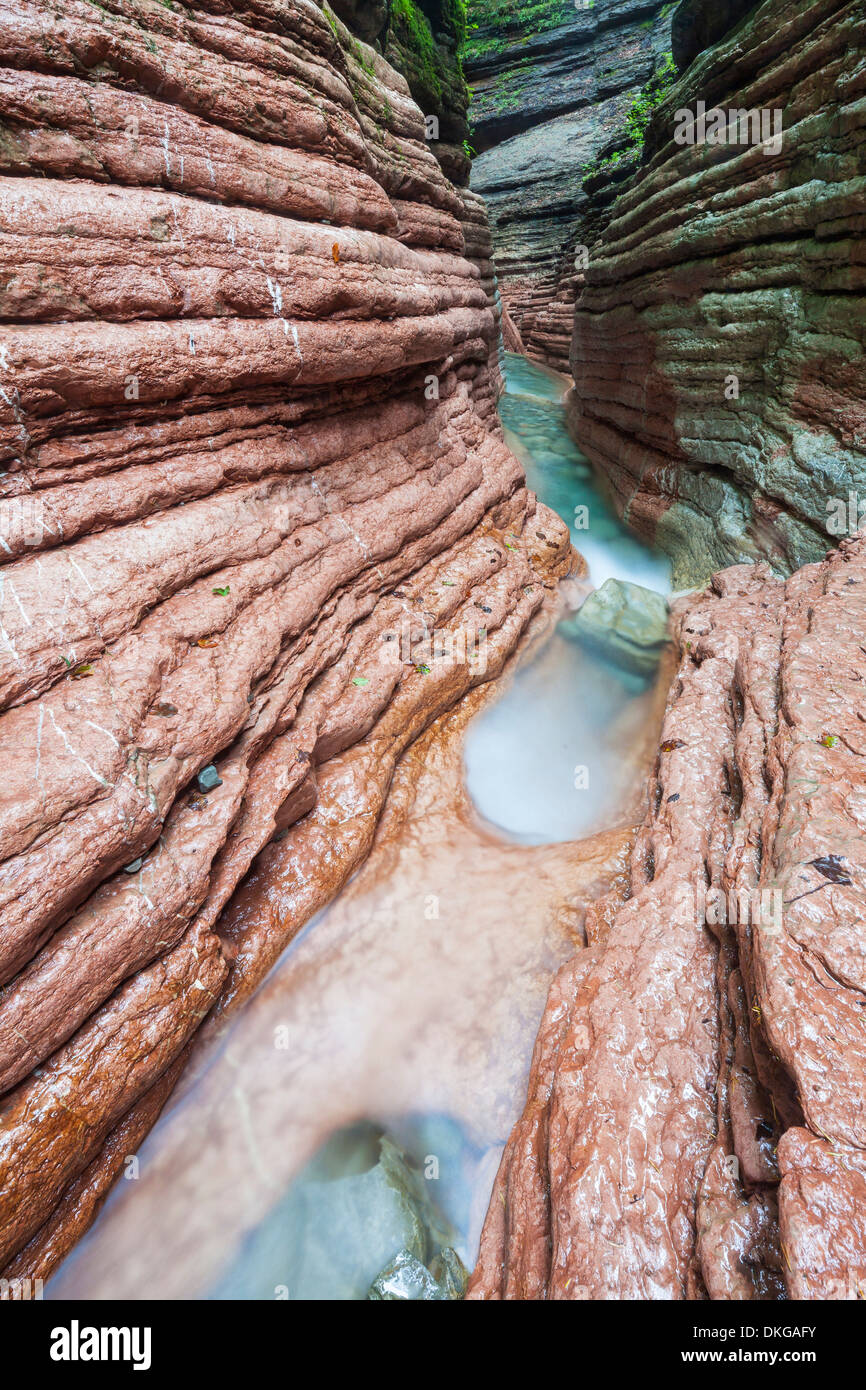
{"left": 212, "top": 585, "right": 230, "bottom": 597}
{"left": 809, "top": 854, "right": 853, "bottom": 886}
{"left": 196, "top": 636, "right": 220, "bottom": 649}
{"left": 332, "top": 243, "right": 340, "bottom": 264}
{"left": 70, "top": 662, "right": 94, "bottom": 679}
{"left": 352, "top": 676, "right": 369, "bottom": 687}
{"left": 660, "top": 739, "right": 687, "bottom": 752}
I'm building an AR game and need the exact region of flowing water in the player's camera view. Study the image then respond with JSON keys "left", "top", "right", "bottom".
{"left": 48, "top": 355, "right": 671, "bottom": 1301}
{"left": 464, "top": 354, "right": 670, "bottom": 843}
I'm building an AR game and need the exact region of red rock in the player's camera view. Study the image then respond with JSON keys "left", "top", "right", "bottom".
{"left": 470, "top": 536, "right": 866, "bottom": 1300}
{"left": 0, "top": 0, "right": 547, "bottom": 1279}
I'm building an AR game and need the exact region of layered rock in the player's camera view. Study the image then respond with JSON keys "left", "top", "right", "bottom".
{"left": 0, "top": 0, "right": 561, "bottom": 1282}
{"left": 466, "top": 0, "right": 675, "bottom": 368}
{"left": 470, "top": 533, "right": 866, "bottom": 1300}
{"left": 569, "top": 0, "right": 866, "bottom": 586}
{"left": 334, "top": 0, "right": 472, "bottom": 184}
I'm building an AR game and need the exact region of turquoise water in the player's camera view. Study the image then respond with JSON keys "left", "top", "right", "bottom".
{"left": 462, "top": 354, "right": 671, "bottom": 845}
{"left": 44, "top": 355, "right": 674, "bottom": 1302}
{"left": 499, "top": 353, "right": 671, "bottom": 592}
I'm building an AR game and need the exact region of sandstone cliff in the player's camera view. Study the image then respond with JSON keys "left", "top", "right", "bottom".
{"left": 466, "top": 0, "right": 675, "bottom": 370}
{"left": 569, "top": 0, "right": 866, "bottom": 586}
{"left": 471, "top": 533, "right": 866, "bottom": 1300}
{"left": 334, "top": 0, "right": 473, "bottom": 186}
{"left": 0, "top": 0, "right": 568, "bottom": 1282}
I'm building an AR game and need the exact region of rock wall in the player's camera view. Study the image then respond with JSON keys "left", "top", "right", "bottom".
{"left": 569, "top": 0, "right": 866, "bottom": 587}
{"left": 0, "top": 0, "right": 566, "bottom": 1282}
{"left": 471, "top": 533, "right": 866, "bottom": 1300}
{"left": 334, "top": 0, "right": 472, "bottom": 184}
{"left": 466, "top": 0, "right": 675, "bottom": 369}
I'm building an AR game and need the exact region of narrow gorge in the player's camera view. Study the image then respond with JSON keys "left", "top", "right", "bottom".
{"left": 0, "top": 0, "right": 864, "bottom": 1325}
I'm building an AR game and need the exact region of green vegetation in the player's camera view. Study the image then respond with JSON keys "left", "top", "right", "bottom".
{"left": 623, "top": 50, "right": 678, "bottom": 151}
{"left": 391, "top": 0, "right": 465, "bottom": 98}
{"left": 580, "top": 51, "right": 679, "bottom": 187}
{"left": 488, "top": 62, "right": 533, "bottom": 114}
{"left": 464, "top": 0, "right": 575, "bottom": 63}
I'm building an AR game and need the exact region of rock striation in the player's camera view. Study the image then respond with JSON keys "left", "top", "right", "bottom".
{"left": 569, "top": 0, "right": 866, "bottom": 587}
{"left": 334, "top": 0, "right": 472, "bottom": 185}
{"left": 0, "top": 0, "right": 565, "bottom": 1283}
{"left": 470, "top": 533, "right": 866, "bottom": 1300}
{"left": 466, "top": 0, "right": 675, "bottom": 369}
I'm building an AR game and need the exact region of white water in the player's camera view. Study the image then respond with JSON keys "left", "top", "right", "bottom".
{"left": 463, "top": 354, "right": 671, "bottom": 844}
{"left": 46, "top": 355, "right": 671, "bottom": 1301}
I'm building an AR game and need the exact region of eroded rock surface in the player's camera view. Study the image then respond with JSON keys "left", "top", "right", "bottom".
{"left": 466, "top": 0, "right": 674, "bottom": 369}
{"left": 569, "top": 0, "right": 866, "bottom": 586}
{"left": 470, "top": 534, "right": 866, "bottom": 1300}
{"left": 0, "top": 0, "right": 560, "bottom": 1282}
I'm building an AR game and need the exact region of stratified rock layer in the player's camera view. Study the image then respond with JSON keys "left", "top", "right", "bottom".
{"left": 0, "top": 0, "right": 558, "bottom": 1281}
{"left": 466, "top": 0, "right": 673, "bottom": 369}
{"left": 569, "top": 0, "right": 866, "bottom": 586}
{"left": 470, "top": 533, "right": 866, "bottom": 1300}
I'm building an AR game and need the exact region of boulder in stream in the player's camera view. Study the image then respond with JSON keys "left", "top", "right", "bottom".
{"left": 563, "top": 579, "right": 671, "bottom": 676}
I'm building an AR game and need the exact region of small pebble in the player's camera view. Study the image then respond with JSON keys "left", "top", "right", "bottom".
{"left": 197, "top": 764, "right": 223, "bottom": 793}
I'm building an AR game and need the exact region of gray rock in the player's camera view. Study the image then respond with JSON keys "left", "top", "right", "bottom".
{"left": 565, "top": 578, "right": 670, "bottom": 675}
{"left": 196, "top": 764, "right": 223, "bottom": 793}
{"left": 368, "top": 1245, "right": 468, "bottom": 1301}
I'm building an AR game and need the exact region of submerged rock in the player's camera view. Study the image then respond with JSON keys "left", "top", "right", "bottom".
{"left": 369, "top": 1245, "right": 468, "bottom": 1301}
{"left": 209, "top": 1126, "right": 466, "bottom": 1301}
{"left": 0, "top": 0, "right": 570, "bottom": 1286}
{"left": 563, "top": 578, "right": 670, "bottom": 676}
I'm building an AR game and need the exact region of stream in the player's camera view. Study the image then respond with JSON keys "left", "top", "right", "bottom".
{"left": 47, "top": 354, "right": 671, "bottom": 1301}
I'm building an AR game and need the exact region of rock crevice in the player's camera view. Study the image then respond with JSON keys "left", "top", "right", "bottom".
{"left": 470, "top": 535, "right": 866, "bottom": 1300}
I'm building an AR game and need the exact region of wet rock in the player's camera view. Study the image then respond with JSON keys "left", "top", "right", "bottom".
{"left": 369, "top": 1244, "right": 467, "bottom": 1300}
{"left": 569, "top": 0, "right": 866, "bottom": 584}
{"left": 470, "top": 534, "right": 866, "bottom": 1300}
{"left": 564, "top": 578, "right": 670, "bottom": 675}
{"left": 369, "top": 1249, "right": 448, "bottom": 1300}
{"left": 0, "top": 0, "right": 555, "bottom": 1282}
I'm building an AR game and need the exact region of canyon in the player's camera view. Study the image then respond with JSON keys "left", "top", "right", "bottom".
{"left": 0, "top": 0, "right": 863, "bottom": 1307}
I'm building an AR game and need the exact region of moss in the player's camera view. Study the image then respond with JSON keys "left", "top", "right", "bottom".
{"left": 391, "top": 0, "right": 451, "bottom": 99}
{"left": 464, "top": 0, "right": 574, "bottom": 61}
{"left": 580, "top": 50, "right": 679, "bottom": 189}
{"left": 488, "top": 63, "right": 532, "bottom": 115}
